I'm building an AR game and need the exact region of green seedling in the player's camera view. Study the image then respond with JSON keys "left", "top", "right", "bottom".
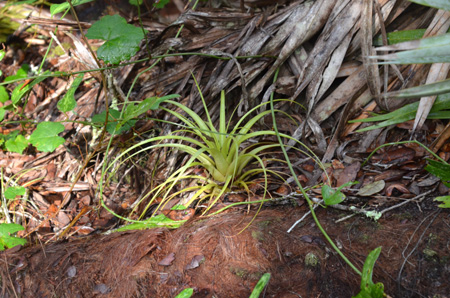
{"left": 249, "top": 273, "right": 271, "bottom": 298}
{"left": 353, "top": 247, "right": 385, "bottom": 298}
{"left": 174, "top": 288, "right": 194, "bottom": 298}
{"left": 322, "top": 181, "right": 358, "bottom": 206}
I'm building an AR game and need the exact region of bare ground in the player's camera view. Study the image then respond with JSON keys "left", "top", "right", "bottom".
{"left": 1, "top": 204, "right": 448, "bottom": 298}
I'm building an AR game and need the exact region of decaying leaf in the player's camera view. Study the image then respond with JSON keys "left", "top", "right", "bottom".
{"left": 185, "top": 255, "right": 205, "bottom": 270}
{"left": 357, "top": 180, "right": 386, "bottom": 197}
{"left": 158, "top": 253, "right": 175, "bottom": 266}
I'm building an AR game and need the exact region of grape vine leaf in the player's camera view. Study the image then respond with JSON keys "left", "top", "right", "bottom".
{"left": 4, "top": 186, "right": 26, "bottom": 200}
{"left": 29, "top": 122, "right": 65, "bottom": 152}
{"left": 0, "top": 223, "right": 27, "bottom": 251}
{"left": 57, "top": 74, "right": 84, "bottom": 112}
{"left": 5, "top": 135, "right": 28, "bottom": 154}
{"left": 85, "top": 15, "right": 145, "bottom": 64}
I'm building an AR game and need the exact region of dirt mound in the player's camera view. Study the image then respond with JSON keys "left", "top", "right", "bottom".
{"left": 1, "top": 206, "right": 448, "bottom": 297}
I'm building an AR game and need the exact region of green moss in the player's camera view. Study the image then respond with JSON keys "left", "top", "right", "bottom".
{"left": 305, "top": 252, "right": 320, "bottom": 267}
{"left": 359, "top": 234, "right": 370, "bottom": 244}
{"left": 248, "top": 271, "right": 263, "bottom": 281}
{"left": 257, "top": 220, "right": 271, "bottom": 229}
{"left": 229, "top": 266, "right": 248, "bottom": 278}
{"left": 427, "top": 233, "right": 438, "bottom": 244}
{"left": 47, "top": 42, "right": 71, "bottom": 59}
{"left": 251, "top": 230, "right": 264, "bottom": 241}
{"left": 423, "top": 248, "right": 438, "bottom": 260}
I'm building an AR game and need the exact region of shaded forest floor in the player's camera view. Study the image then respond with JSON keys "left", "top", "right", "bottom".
{"left": 0, "top": 0, "right": 449, "bottom": 297}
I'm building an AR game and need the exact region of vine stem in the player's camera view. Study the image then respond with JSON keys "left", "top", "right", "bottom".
{"left": 269, "top": 68, "right": 362, "bottom": 276}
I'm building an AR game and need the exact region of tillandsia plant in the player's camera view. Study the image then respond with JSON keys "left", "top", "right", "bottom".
{"left": 137, "top": 91, "right": 288, "bottom": 216}
{"left": 101, "top": 85, "right": 321, "bottom": 221}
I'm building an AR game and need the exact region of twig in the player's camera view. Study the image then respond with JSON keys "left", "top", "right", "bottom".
{"left": 287, "top": 203, "right": 318, "bottom": 233}
{"left": 284, "top": 191, "right": 384, "bottom": 230}
{"left": 379, "top": 188, "right": 435, "bottom": 215}
{"left": 285, "top": 187, "right": 437, "bottom": 230}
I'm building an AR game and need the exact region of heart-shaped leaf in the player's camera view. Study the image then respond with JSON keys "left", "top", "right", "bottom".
{"left": 86, "top": 15, "right": 145, "bottom": 64}
{"left": 29, "top": 122, "right": 65, "bottom": 152}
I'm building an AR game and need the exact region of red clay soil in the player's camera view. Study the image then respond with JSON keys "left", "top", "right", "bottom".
{"left": 1, "top": 205, "right": 449, "bottom": 298}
